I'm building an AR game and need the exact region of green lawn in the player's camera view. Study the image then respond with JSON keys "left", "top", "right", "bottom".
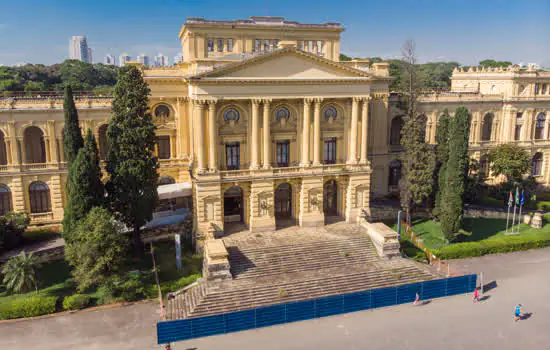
{"left": 394, "top": 215, "right": 550, "bottom": 259}
{"left": 0, "top": 239, "right": 202, "bottom": 318}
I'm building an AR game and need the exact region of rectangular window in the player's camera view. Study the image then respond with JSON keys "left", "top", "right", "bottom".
{"left": 254, "top": 39, "right": 262, "bottom": 52}
{"left": 225, "top": 142, "right": 240, "bottom": 170}
{"left": 157, "top": 136, "right": 171, "bottom": 159}
{"left": 323, "top": 138, "right": 337, "bottom": 164}
{"left": 276, "top": 141, "right": 290, "bottom": 167}
{"left": 535, "top": 83, "right": 540, "bottom": 95}
{"left": 227, "top": 39, "right": 233, "bottom": 52}
{"left": 207, "top": 39, "right": 214, "bottom": 52}
{"left": 217, "top": 39, "right": 224, "bottom": 52}
{"left": 515, "top": 125, "right": 522, "bottom": 141}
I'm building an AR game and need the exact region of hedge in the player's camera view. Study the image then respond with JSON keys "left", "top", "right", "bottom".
{"left": 433, "top": 235, "right": 550, "bottom": 259}
{"left": 62, "top": 294, "right": 91, "bottom": 310}
{"left": 0, "top": 295, "right": 59, "bottom": 320}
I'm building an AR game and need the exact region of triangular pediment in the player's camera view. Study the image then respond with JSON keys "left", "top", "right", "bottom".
{"left": 191, "top": 48, "right": 372, "bottom": 80}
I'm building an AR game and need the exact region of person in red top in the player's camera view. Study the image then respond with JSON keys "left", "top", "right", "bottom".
{"left": 473, "top": 288, "right": 480, "bottom": 303}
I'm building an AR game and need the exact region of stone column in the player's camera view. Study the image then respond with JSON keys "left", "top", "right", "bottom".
{"left": 301, "top": 98, "right": 312, "bottom": 166}
{"left": 348, "top": 97, "right": 360, "bottom": 164}
{"left": 193, "top": 100, "right": 206, "bottom": 171}
{"left": 17, "top": 137, "right": 25, "bottom": 164}
{"left": 44, "top": 137, "right": 51, "bottom": 163}
{"left": 250, "top": 99, "right": 260, "bottom": 169}
{"left": 47, "top": 121, "right": 58, "bottom": 164}
{"left": 170, "top": 135, "right": 176, "bottom": 159}
{"left": 360, "top": 97, "right": 369, "bottom": 164}
{"left": 7, "top": 122, "right": 19, "bottom": 166}
{"left": 207, "top": 100, "right": 217, "bottom": 171}
{"left": 262, "top": 99, "right": 271, "bottom": 169}
{"left": 313, "top": 98, "right": 322, "bottom": 166}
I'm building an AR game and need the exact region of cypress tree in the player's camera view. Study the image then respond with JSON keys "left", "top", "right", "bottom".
{"left": 106, "top": 65, "right": 158, "bottom": 257}
{"left": 62, "top": 129, "right": 105, "bottom": 238}
{"left": 433, "top": 110, "right": 451, "bottom": 218}
{"left": 63, "top": 86, "right": 84, "bottom": 165}
{"left": 440, "top": 107, "right": 471, "bottom": 241}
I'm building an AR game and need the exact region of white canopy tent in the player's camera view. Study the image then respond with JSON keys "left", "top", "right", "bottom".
{"left": 157, "top": 182, "right": 192, "bottom": 200}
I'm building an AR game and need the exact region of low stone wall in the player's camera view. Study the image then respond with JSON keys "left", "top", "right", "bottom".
{"left": 203, "top": 240, "right": 231, "bottom": 281}
{"left": 357, "top": 217, "right": 400, "bottom": 258}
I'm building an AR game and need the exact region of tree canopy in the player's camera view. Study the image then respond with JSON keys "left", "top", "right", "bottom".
{"left": 479, "top": 59, "right": 513, "bottom": 68}
{"left": 0, "top": 60, "right": 118, "bottom": 93}
{"left": 488, "top": 144, "right": 532, "bottom": 182}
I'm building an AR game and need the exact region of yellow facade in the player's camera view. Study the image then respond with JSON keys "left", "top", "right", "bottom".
{"left": 1, "top": 16, "right": 549, "bottom": 232}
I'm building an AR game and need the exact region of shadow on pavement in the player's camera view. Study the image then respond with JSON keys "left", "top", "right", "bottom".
{"left": 420, "top": 300, "right": 431, "bottom": 306}
{"left": 521, "top": 312, "right": 533, "bottom": 321}
{"left": 479, "top": 295, "right": 491, "bottom": 302}
{"left": 483, "top": 280, "right": 498, "bottom": 293}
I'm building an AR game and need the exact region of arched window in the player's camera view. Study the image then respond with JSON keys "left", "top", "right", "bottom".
{"left": 29, "top": 181, "right": 51, "bottom": 213}
{"left": 388, "top": 159, "right": 402, "bottom": 187}
{"left": 24, "top": 126, "right": 46, "bottom": 163}
{"left": 481, "top": 113, "right": 494, "bottom": 141}
{"left": 479, "top": 155, "right": 490, "bottom": 178}
{"left": 390, "top": 116, "right": 405, "bottom": 145}
{"left": 0, "top": 130, "right": 7, "bottom": 165}
{"left": 154, "top": 105, "right": 171, "bottom": 119}
{"left": 98, "top": 124, "right": 109, "bottom": 160}
{"left": 274, "top": 107, "right": 290, "bottom": 121}
{"left": 0, "top": 184, "right": 12, "bottom": 215}
{"left": 323, "top": 106, "right": 338, "bottom": 121}
{"left": 158, "top": 176, "right": 175, "bottom": 186}
{"left": 532, "top": 153, "right": 543, "bottom": 176}
{"left": 535, "top": 113, "right": 546, "bottom": 140}
{"left": 223, "top": 108, "right": 240, "bottom": 122}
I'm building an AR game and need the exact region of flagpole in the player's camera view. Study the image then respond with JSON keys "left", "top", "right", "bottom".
{"left": 506, "top": 199, "right": 511, "bottom": 234}
{"left": 517, "top": 203, "right": 522, "bottom": 234}
{"left": 511, "top": 193, "right": 517, "bottom": 233}
{"left": 517, "top": 190, "right": 524, "bottom": 234}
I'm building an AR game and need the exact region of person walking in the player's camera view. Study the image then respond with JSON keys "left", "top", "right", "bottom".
{"left": 473, "top": 288, "right": 479, "bottom": 303}
{"left": 413, "top": 292, "right": 420, "bottom": 305}
{"left": 514, "top": 304, "right": 523, "bottom": 322}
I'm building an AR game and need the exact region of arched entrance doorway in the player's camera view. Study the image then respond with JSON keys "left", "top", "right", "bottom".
{"left": 224, "top": 186, "right": 243, "bottom": 223}
{"left": 274, "top": 183, "right": 292, "bottom": 225}
{"left": 323, "top": 180, "right": 338, "bottom": 217}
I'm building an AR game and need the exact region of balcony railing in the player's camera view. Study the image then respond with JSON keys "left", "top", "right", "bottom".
{"left": 29, "top": 212, "right": 54, "bottom": 223}
{"left": 0, "top": 162, "right": 68, "bottom": 172}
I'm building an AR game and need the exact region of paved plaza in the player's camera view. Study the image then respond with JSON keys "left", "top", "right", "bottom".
{"left": 1, "top": 248, "right": 549, "bottom": 349}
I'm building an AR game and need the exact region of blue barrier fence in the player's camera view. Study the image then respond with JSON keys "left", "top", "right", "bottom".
{"left": 157, "top": 274, "right": 477, "bottom": 344}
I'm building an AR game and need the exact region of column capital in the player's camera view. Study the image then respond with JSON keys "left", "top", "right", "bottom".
{"left": 304, "top": 97, "right": 314, "bottom": 104}
{"left": 352, "top": 96, "right": 363, "bottom": 103}
{"left": 193, "top": 99, "right": 207, "bottom": 108}
{"left": 262, "top": 98, "right": 272, "bottom": 104}
{"left": 313, "top": 97, "right": 324, "bottom": 104}
{"left": 207, "top": 99, "right": 218, "bottom": 106}
{"left": 251, "top": 98, "right": 262, "bottom": 105}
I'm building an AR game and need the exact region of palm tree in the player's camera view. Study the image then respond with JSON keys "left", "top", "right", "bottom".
{"left": 1, "top": 252, "right": 40, "bottom": 293}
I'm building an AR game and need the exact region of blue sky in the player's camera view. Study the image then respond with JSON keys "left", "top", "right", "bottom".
{"left": 0, "top": 0, "right": 548, "bottom": 66}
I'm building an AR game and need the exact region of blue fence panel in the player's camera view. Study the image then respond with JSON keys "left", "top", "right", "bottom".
{"left": 225, "top": 309, "right": 255, "bottom": 333}
{"left": 316, "top": 295, "right": 344, "bottom": 317}
{"left": 157, "top": 319, "right": 192, "bottom": 344}
{"left": 286, "top": 300, "right": 315, "bottom": 322}
{"left": 396, "top": 283, "right": 420, "bottom": 304}
{"left": 371, "top": 287, "right": 397, "bottom": 308}
{"left": 343, "top": 290, "right": 372, "bottom": 313}
{"left": 421, "top": 279, "right": 447, "bottom": 300}
{"left": 157, "top": 274, "right": 478, "bottom": 344}
{"left": 255, "top": 304, "right": 286, "bottom": 328}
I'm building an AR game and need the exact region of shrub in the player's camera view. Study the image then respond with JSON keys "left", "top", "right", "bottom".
{"left": 0, "top": 212, "right": 30, "bottom": 253}
{"left": 0, "top": 295, "right": 58, "bottom": 320}
{"left": 2, "top": 252, "right": 40, "bottom": 293}
{"left": 433, "top": 235, "right": 550, "bottom": 259}
{"left": 62, "top": 294, "right": 91, "bottom": 310}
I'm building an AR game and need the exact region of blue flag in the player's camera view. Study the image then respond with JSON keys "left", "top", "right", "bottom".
{"left": 520, "top": 190, "right": 525, "bottom": 206}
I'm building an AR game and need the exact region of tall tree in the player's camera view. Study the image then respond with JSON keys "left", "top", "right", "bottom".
{"left": 440, "top": 107, "right": 471, "bottom": 241}
{"left": 106, "top": 65, "right": 158, "bottom": 256}
{"left": 65, "top": 207, "right": 128, "bottom": 292}
{"left": 433, "top": 109, "right": 451, "bottom": 218}
{"left": 63, "top": 85, "right": 84, "bottom": 165}
{"left": 398, "top": 40, "right": 436, "bottom": 224}
{"left": 62, "top": 129, "right": 105, "bottom": 238}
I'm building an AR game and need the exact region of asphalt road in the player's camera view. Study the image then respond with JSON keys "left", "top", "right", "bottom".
{"left": 1, "top": 248, "right": 549, "bottom": 349}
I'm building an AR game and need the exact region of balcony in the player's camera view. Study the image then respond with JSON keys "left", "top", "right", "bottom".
{"left": 29, "top": 212, "right": 54, "bottom": 224}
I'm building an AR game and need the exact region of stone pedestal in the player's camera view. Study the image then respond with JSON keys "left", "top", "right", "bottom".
{"left": 249, "top": 179, "right": 276, "bottom": 232}
{"left": 193, "top": 181, "right": 223, "bottom": 238}
{"left": 358, "top": 217, "right": 400, "bottom": 258}
{"left": 203, "top": 240, "right": 231, "bottom": 281}
{"left": 298, "top": 177, "right": 324, "bottom": 227}
{"left": 531, "top": 212, "right": 543, "bottom": 229}
{"left": 345, "top": 172, "right": 371, "bottom": 223}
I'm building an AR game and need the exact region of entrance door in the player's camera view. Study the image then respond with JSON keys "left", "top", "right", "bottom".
{"left": 224, "top": 186, "right": 243, "bottom": 223}
{"left": 323, "top": 180, "right": 338, "bottom": 216}
{"left": 274, "top": 183, "right": 292, "bottom": 219}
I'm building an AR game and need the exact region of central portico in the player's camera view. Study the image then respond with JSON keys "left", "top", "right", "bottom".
{"left": 181, "top": 47, "right": 390, "bottom": 236}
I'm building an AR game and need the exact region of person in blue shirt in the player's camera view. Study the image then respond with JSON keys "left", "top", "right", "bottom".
{"left": 514, "top": 304, "right": 523, "bottom": 322}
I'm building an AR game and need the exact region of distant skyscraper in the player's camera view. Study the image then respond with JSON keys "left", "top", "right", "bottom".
{"left": 69, "top": 36, "right": 91, "bottom": 63}
{"left": 154, "top": 53, "right": 169, "bottom": 67}
{"left": 173, "top": 54, "right": 183, "bottom": 65}
{"left": 119, "top": 53, "right": 131, "bottom": 66}
{"left": 137, "top": 54, "right": 150, "bottom": 66}
{"left": 104, "top": 54, "right": 116, "bottom": 65}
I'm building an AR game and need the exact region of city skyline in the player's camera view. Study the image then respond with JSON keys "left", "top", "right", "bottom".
{"left": 0, "top": 0, "right": 549, "bottom": 67}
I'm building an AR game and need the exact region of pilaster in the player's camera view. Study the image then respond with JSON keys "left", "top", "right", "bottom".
{"left": 348, "top": 97, "right": 360, "bottom": 164}
{"left": 359, "top": 97, "right": 370, "bottom": 164}
{"left": 207, "top": 100, "right": 218, "bottom": 171}
{"left": 345, "top": 172, "right": 371, "bottom": 223}
{"left": 298, "top": 177, "right": 324, "bottom": 227}
{"left": 312, "top": 98, "right": 322, "bottom": 166}
{"left": 301, "top": 98, "right": 313, "bottom": 166}
{"left": 262, "top": 99, "right": 272, "bottom": 169}
{"left": 248, "top": 179, "right": 276, "bottom": 232}
{"left": 250, "top": 99, "right": 261, "bottom": 169}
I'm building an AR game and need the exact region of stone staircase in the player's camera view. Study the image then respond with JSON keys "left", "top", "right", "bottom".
{"left": 166, "top": 235, "right": 439, "bottom": 320}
